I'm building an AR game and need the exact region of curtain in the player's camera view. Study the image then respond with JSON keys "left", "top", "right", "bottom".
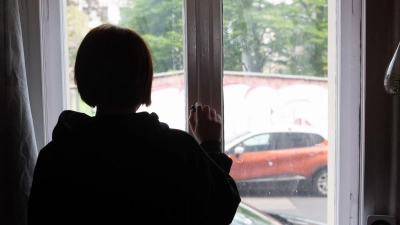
{"left": 0, "top": 0, "right": 38, "bottom": 224}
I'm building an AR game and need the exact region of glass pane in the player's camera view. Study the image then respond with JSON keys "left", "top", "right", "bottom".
{"left": 223, "top": 0, "right": 328, "bottom": 223}
{"left": 66, "top": 0, "right": 185, "bottom": 130}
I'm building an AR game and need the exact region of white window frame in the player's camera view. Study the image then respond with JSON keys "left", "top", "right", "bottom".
{"left": 20, "top": 0, "right": 67, "bottom": 148}
{"left": 21, "top": 0, "right": 368, "bottom": 224}
{"left": 328, "top": 0, "right": 363, "bottom": 224}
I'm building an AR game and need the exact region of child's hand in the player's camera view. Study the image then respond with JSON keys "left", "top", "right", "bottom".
{"left": 189, "top": 102, "right": 222, "bottom": 144}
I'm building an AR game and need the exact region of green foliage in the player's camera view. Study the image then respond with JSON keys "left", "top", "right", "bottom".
{"left": 67, "top": 6, "right": 90, "bottom": 83}
{"left": 119, "top": 0, "right": 184, "bottom": 73}
{"left": 223, "top": 0, "right": 328, "bottom": 76}
{"left": 67, "top": 6, "right": 94, "bottom": 112}
{"left": 118, "top": 0, "right": 328, "bottom": 76}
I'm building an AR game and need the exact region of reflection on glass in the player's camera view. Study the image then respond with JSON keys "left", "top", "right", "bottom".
{"left": 223, "top": 0, "right": 328, "bottom": 223}
{"left": 384, "top": 42, "right": 400, "bottom": 95}
{"left": 66, "top": 0, "right": 185, "bottom": 130}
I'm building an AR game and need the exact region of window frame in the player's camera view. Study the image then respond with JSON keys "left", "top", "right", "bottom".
{"left": 20, "top": 0, "right": 68, "bottom": 147}
{"left": 328, "top": 0, "right": 363, "bottom": 224}
{"left": 185, "top": 0, "right": 224, "bottom": 130}
{"left": 21, "top": 0, "right": 371, "bottom": 224}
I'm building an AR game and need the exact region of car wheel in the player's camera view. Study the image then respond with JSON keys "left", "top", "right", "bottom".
{"left": 312, "top": 167, "right": 328, "bottom": 197}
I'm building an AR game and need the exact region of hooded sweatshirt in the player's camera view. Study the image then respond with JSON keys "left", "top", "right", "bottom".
{"left": 28, "top": 110, "right": 240, "bottom": 225}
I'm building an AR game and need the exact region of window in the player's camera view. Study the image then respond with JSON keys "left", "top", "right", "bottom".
{"left": 63, "top": 1, "right": 331, "bottom": 220}
{"left": 66, "top": 0, "right": 186, "bottom": 130}
{"left": 23, "top": 0, "right": 369, "bottom": 224}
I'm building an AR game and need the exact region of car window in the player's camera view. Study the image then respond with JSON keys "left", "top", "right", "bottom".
{"left": 275, "top": 133, "right": 302, "bottom": 149}
{"left": 225, "top": 131, "right": 251, "bottom": 146}
{"left": 274, "top": 132, "right": 324, "bottom": 150}
{"left": 307, "top": 133, "right": 325, "bottom": 146}
{"left": 241, "top": 134, "right": 271, "bottom": 153}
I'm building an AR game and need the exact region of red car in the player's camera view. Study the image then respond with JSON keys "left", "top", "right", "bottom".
{"left": 225, "top": 126, "right": 328, "bottom": 196}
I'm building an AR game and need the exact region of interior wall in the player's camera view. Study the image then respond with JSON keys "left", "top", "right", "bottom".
{"left": 364, "top": 0, "right": 400, "bottom": 221}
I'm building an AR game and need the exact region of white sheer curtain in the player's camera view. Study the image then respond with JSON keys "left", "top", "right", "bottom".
{"left": 0, "top": 0, "right": 38, "bottom": 224}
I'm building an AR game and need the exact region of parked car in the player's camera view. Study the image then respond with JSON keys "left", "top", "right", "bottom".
{"left": 225, "top": 126, "right": 328, "bottom": 196}
{"left": 233, "top": 201, "right": 327, "bottom": 225}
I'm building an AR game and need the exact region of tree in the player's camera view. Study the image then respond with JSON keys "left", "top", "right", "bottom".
{"left": 119, "top": 0, "right": 327, "bottom": 76}
{"left": 282, "top": 0, "right": 328, "bottom": 76}
{"left": 67, "top": 4, "right": 95, "bottom": 115}
{"left": 119, "top": 0, "right": 184, "bottom": 73}
{"left": 66, "top": 5, "right": 90, "bottom": 83}
{"left": 223, "top": 0, "right": 328, "bottom": 76}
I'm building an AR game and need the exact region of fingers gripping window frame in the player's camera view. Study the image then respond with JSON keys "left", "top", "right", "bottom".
{"left": 185, "top": 0, "right": 224, "bottom": 146}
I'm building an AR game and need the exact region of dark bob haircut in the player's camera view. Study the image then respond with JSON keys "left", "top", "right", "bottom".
{"left": 74, "top": 24, "right": 153, "bottom": 109}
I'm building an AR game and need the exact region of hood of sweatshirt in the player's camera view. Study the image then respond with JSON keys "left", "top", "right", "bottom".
{"left": 52, "top": 110, "right": 170, "bottom": 145}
